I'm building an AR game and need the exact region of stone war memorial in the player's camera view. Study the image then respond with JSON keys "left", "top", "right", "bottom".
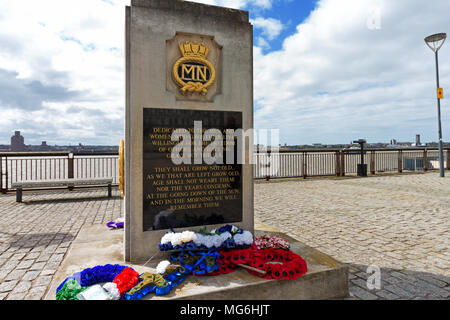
{"left": 46, "top": 0, "right": 348, "bottom": 301}
{"left": 124, "top": 0, "right": 254, "bottom": 262}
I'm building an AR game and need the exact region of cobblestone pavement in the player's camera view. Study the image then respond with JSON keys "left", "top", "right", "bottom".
{"left": 255, "top": 172, "right": 450, "bottom": 300}
{"left": 0, "top": 172, "right": 449, "bottom": 300}
{"left": 0, "top": 189, "right": 122, "bottom": 300}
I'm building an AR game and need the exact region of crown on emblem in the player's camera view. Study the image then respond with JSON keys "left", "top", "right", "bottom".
{"left": 179, "top": 41, "right": 209, "bottom": 58}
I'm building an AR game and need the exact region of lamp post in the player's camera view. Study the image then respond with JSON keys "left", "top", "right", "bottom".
{"left": 425, "top": 33, "right": 446, "bottom": 177}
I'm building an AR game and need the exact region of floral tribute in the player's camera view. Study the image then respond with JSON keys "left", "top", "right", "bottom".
{"left": 56, "top": 264, "right": 138, "bottom": 300}
{"left": 158, "top": 225, "right": 253, "bottom": 251}
{"left": 210, "top": 247, "right": 307, "bottom": 280}
{"left": 56, "top": 225, "right": 308, "bottom": 300}
{"left": 254, "top": 235, "right": 290, "bottom": 250}
{"left": 106, "top": 217, "right": 124, "bottom": 229}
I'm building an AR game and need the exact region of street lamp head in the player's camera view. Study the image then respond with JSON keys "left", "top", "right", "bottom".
{"left": 425, "top": 33, "right": 447, "bottom": 52}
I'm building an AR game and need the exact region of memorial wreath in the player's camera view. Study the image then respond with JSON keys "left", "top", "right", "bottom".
{"left": 56, "top": 224, "right": 307, "bottom": 300}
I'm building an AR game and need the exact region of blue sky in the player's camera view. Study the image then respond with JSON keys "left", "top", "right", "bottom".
{"left": 0, "top": 0, "right": 449, "bottom": 146}
{"left": 250, "top": 0, "right": 318, "bottom": 53}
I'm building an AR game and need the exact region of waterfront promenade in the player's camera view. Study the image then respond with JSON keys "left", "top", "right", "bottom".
{"left": 0, "top": 172, "right": 449, "bottom": 300}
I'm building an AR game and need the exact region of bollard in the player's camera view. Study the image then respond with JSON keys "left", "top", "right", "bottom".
{"left": 423, "top": 149, "right": 428, "bottom": 172}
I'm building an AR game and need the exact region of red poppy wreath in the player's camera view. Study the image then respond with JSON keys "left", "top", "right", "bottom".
{"left": 204, "top": 247, "right": 307, "bottom": 280}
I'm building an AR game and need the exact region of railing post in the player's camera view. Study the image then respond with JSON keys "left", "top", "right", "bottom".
{"left": 265, "top": 150, "right": 271, "bottom": 181}
{"left": 340, "top": 151, "right": 345, "bottom": 176}
{"left": 302, "top": 152, "right": 307, "bottom": 179}
{"left": 67, "top": 153, "right": 74, "bottom": 191}
{"left": 447, "top": 149, "right": 450, "bottom": 170}
{"left": 0, "top": 156, "right": 3, "bottom": 194}
{"left": 446, "top": 149, "right": 450, "bottom": 170}
{"left": 335, "top": 151, "right": 341, "bottom": 176}
{"left": 370, "top": 151, "right": 376, "bottom": 175}
{"left": 398, "top": 150, "right": 403, "bottom": 173}
{"left": 68, "top": 153, "right": 74, "bottom": 179}
{"left": 423, "top": 149, "right": 428, "bottom": 172}
{"left": 4, "top": 156, "right": 8, "bottom": 193}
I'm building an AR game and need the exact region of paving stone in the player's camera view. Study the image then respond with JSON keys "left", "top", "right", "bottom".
{"left": 375, "top": 289, "right": 400, "bottom": 300}
{"left": 24, "top": 286, "right": 47, "bottom": 300}
{"left": 1, "top": 260, "right": 20, "bottom": 270}
{"left": 22, "top": 271, "right": 41, "bottom": 281}
{"left": 416, "top": 274, "right": 449, "bottom": 288}
{"left": 6, "top": 292, "right": 26, "bottom": 300}
{"left": 44, "top": 261, "right": 61, "bottom": 270}
{"left": 43, "top": 268, "right": 59, "bottom": 277}
{"left": 11, "top": 253, "right": 26, "bottom": 260}
{"left": 25, "top": 252, "right": 41, "bottom": 260}
{"left": 5, "top": 269, "right": 26, "bottom": 281}
{"left": 0, "top": 280, "right": 18, "bottom": 293}
{"left": 48, "top": 254, "right": 64, "bottom": 264}
{"left": 16, "top": 259, "right": 35, "bottom": 269}
{"left": 384, "top": 284, "right": 415, "bottom": 299}
{"left": 349, "top": 285, "right": 379, "bottom": 300}
{"left": 11, "top": 281, "right": 31, "bottom": 293}
{"left": 33, "top": 275, "right": 53, "bottom": 287}
{"left": 415, "top": 280, "right": 450, "bottom": 298}
{"left": 351, "top": 278, "right": 369, "bottom": 290}
{"left": 29, "top": 262, "right": 46, "bottom": 271}
{"left": 383, "top": 276, "right": 404, "bottom": 285}
{"left": 36, "top": 253, "right": 52, "bottom": 263}
{"left": 0, "top": 270, "right": 9, "bottom": 281}
{"left": 0, "top": 252, "right": 14, "bottom": 260}
{"left": 390, "top": 271, "right": 417, "bottom": 284}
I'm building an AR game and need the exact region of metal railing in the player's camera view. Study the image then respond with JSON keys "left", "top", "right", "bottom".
{"left": 0, "top": 152, "right": 119, "bottom": 193}
{"left": 253, "top": 148, "right": 450, "bottom": 179}
{"left": 1, "top": 148, "right": 449, "bottom": 192}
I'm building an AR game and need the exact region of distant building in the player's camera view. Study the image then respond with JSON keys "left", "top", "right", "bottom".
{"left": 10, "top": 131, "right": 27, "bottom": 152}
{"left": 39, "top": 141, "right": 51, "bottom": 151}
{"left": 412, "top": 134, "right": 426, "bottom": 147}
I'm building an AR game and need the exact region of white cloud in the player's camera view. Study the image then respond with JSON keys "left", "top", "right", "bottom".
{"left": 251, "top": 17, "right": 284, "bottom": 40}
{"left": 1, "top": 0, "right": 449, "bottom": 146}
{"left": 0, "top": 0, "right": 130, "bottom": 145}
{"left": 188, "top": 0, "right": 274, "bottom": 10}
{"left": 253, "top": 0, "right": 450, "bottom": 144}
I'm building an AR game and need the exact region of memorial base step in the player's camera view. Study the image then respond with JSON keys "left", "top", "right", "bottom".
{"left": 44, "top": 222, "right": 349, "bottom": 300}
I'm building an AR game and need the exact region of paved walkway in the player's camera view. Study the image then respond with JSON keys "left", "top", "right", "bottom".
{"left": 255, "top": 172, "right": 450, "bottom": 300}
{"left": 0, "top": 189, "right": 122, "bottom": 300}
{"left": 0, "top": 172, "right": 449, "bottom": 299}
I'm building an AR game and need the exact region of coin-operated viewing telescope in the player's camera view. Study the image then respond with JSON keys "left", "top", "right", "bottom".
{"left": 353, "top": 139, "right": 367, "bottom": 177}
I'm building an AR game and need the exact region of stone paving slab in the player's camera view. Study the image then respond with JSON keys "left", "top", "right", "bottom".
{"left": 0, "top": 172, "right": 449, "bottom": 300}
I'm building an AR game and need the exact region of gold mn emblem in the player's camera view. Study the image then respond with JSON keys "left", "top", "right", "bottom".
{"left": 172, "top": 41, "right": 216, "bottom": 95}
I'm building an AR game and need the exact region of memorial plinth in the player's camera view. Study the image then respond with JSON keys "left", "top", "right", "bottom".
{"left": 125, "top": 0, "right": 254, "bottom": 262}
{"left": 44, "top": 223, "right": 349, "bottom": 300}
